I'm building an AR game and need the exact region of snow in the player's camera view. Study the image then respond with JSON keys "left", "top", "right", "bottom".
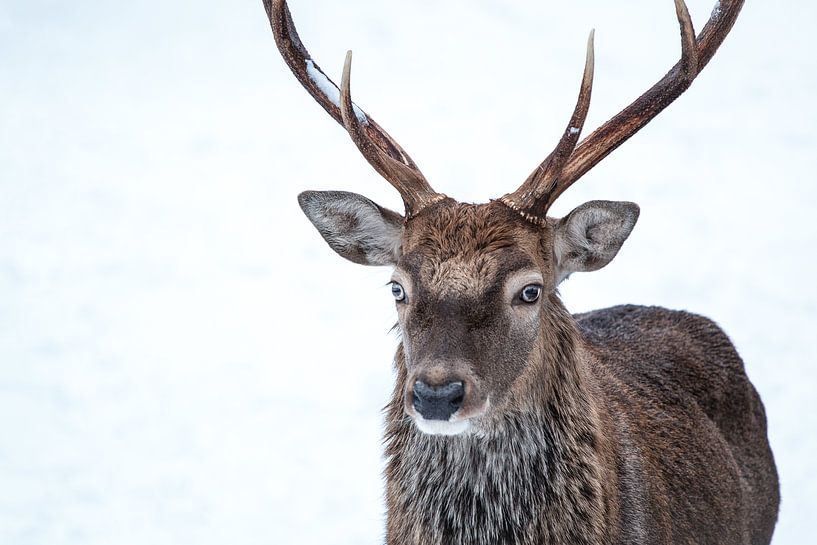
{"left": 712, "top": 1, "right": 722, "bottom": 18}
{"left": 568, "top": 126, "right": 580, "bottom": 135}
{"left": 0, "top": 1, "right": 814, "bottom": 544}
{"left": 306, "top": 59, "right": 368, "bottom": 123}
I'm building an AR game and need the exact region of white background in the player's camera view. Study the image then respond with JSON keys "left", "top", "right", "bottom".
{"left": 1, "top": 0, "right": 814, "bottom": 543}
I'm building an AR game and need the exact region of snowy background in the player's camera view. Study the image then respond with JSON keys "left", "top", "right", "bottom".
{"left": 1, "top": 0, "right": 814, "bottom": 543}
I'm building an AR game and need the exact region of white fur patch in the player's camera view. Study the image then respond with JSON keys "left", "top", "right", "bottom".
{"left": 413, "top": 417, "right": 470, "bottom": 436}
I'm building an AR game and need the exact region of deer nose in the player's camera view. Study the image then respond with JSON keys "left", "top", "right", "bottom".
{"left": 413, "top": 380, "right": 465, "bottom": 421}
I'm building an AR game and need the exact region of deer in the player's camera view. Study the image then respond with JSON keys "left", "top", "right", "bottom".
{"left": 263, "top": 0, "right": 779, "bottom": 543}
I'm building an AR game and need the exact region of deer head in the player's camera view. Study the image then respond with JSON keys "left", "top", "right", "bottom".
{"left": 265, "top": 0, "right": 743, "bottom": 435}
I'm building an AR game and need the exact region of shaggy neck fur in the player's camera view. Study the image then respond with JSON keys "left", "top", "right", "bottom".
{"left": 384, "top": 297, "right": 615, "bottom": 545}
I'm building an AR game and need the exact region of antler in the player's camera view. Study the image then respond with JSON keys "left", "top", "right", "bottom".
{"left": 502, "top": 0, "right": 744, "bottom": 224}
{"left": 263, "top": 0, "right": 445, "bottom": 218}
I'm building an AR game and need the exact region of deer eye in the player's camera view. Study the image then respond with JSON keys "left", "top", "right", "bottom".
{"left": 391, "top": 282, "right": 406, "bottom": 302}
{"left": 519, "top": 284, "right": 542, "bottom": 304}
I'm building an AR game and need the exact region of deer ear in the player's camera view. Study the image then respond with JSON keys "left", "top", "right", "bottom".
{"left": 298, "top": 190, "right": 404, "bottom": 266}
{"left": 553, "top": 200, "right": 639, "bottom": 284}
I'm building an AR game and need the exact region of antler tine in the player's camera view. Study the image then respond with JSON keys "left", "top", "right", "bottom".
{"left": 340, "top": 52, "right": 445, "bottom": 216}
{"left": 264, "top": 0, "right": 443, "bottom": 217}
{"left": 504, "top": 0, "right": 743, "bottom": 223}
{"left": 501, "top": 31, "right": 595, "bottom": 222}
{"left": 553, "top": 0, "right": 743, "bottom": 202}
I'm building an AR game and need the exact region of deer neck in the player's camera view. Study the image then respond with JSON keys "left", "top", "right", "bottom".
{"left": 384, "top": 299, "right": 614, "bottom": 544}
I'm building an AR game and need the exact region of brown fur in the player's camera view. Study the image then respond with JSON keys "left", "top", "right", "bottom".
{"left": 271, "top": 0, "right": 769, "bottom": 540}
{"left": 377, "top": 200, "right": 778, "bottom": 545}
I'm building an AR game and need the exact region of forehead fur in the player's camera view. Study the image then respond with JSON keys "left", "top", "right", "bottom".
{"left": 400, "top": 201, "right": 551, "bottom": 294}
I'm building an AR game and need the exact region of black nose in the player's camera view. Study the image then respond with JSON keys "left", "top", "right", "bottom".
{"left": 413, "top": 380, "right": 465, "bottom": 421}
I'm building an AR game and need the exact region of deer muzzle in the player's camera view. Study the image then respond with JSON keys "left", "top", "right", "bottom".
{"left": 412, "top": 380, "right": 465, "bottom": 421}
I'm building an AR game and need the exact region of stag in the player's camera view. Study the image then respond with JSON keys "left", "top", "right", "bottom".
{"left": 263, "top": 0, "right": 779, "bottom": 543}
